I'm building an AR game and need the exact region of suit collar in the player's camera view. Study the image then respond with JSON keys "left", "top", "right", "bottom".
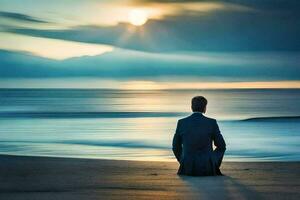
{"left": 191, "top": 112, "right": 204, "bottom": 117}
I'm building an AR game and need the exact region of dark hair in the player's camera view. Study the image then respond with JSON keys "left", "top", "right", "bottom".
{"left": 191, "top": 96, "right": 207, "bottom": 112}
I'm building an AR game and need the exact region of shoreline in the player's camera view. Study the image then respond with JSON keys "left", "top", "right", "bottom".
{"left": 1, "top": 155, "right": 299, "bottom": 199}
{"left": 1, "top": 153, "right": 300, "bottom": 163}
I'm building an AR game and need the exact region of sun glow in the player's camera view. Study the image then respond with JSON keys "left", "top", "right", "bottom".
{"left": 128, "top": 9, "right": 149, "bottom": 26}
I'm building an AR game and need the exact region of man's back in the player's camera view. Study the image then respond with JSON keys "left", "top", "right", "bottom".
{"left": 172, "top": 113, "right": 226, "bottom": 176}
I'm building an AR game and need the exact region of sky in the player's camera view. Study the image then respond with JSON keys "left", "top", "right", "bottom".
{"left": 0, "top": 0, "right": 300, "bottom": 89}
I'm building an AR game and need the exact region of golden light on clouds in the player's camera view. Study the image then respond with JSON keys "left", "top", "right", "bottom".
{"left": 49, "top": 0, "right": 255, "bottom": 32}
{"left": 0, "top": 32, "right": 114, "bottom": 60}
{"left": 88, "top": 1, "right": 238, "bottom": 26}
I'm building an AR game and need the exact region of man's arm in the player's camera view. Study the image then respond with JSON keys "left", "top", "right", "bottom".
{"left": 172, "top": 120, "right": 182, "bottom": 162}
{"left": 212, "top": 119, "right": 226, "bottom": 152}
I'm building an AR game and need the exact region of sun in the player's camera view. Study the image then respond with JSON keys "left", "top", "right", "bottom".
{"left": 128, "top": 9, "right": 148, "bottom": 26}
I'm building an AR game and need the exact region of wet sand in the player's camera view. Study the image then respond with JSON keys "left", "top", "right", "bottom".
{"left": 0, "top": 155, "right": 299, "bottom": 200}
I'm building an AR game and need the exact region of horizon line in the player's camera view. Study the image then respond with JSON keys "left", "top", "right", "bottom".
{"left": 0, "top": 80, "right": 300, "bottom": 90}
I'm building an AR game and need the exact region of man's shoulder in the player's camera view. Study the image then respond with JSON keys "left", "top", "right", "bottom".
{"left": 203, "top": 115, "right": 217, "bottom": 122}
{"left": 178, "top": 114, "right": 193, "bottom": 122}
{"left": 177, "top": 117, "right": 187, "bottom": 124}
{"left": 178, "top": 114, "right": 216, "bottom": 122}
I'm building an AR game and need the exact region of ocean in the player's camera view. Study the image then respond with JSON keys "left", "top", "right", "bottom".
{"left": 0, "top": 89, "right": 299, "bottom": 161}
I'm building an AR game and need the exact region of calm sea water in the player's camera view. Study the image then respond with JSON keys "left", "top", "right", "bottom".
{"left": 0, "top": 89, "right": 299, "bottom": 161}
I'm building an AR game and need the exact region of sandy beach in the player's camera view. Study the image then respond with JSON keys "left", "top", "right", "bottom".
{"left": 0, "top": 155, "right": 299, "bottom": 200}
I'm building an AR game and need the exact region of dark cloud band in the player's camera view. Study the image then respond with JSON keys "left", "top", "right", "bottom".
{"left": 0, "top": 11, "right": 49, "bottom": 23}
{"left": 0, "top": 49, "right": 299, "bottom": 81}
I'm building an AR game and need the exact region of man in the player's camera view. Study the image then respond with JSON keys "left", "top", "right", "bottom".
{"left": 172, "top": 96, "right": 226, "bottom": 176}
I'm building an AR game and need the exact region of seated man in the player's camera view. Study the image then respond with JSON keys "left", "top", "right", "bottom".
{"left": 172, "top": 96, "right": 226, "bottom": 176}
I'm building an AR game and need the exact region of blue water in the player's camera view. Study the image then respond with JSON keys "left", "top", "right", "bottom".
{"left": 0, "top": 89, "right": 299, "bottom": 161}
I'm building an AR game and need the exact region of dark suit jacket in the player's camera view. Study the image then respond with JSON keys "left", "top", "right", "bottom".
{"left": 172, "top": 113, "right": 226, "bottom": 176}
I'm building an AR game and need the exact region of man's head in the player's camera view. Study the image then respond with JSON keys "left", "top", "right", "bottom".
{"left": 191, "top": 96, "right": 207, "bottom": 113}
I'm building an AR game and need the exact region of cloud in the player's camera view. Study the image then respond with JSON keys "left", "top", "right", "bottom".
{"left": 1, "top": 1, "right": 299, "bottom": 53}
{"left": 0, "top": 49, "right": 299, "bottom": 81}
{"left": 0, "top": 32, "right": 114, "bottom": 60}
{"left": 6, "top": 7, "right": 300, "bottom": 53}
{"left": 133, "top": 0, "right": 300, "bottom": 10}
{"left": 131, "top": 0, "right": 300, "bottom": 16}
{"left": 132, "top": 0, "right": 257, "bottom": 14}
{"left": 0, "top": 11, "right": 49, "bottom": 23}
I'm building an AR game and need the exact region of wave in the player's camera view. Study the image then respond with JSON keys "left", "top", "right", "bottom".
{"left": 241, "top": 116, "right": 300, "bottom": 122}
{"left": 61, "top": 140, "right": 169, "bottom": 150}
{"left": 1, "top": 111, "right": 299, "bottom": 122}
{"left": 0, "top": 111, "right": 187, "bottom": 119}
{"left": 0, "top": 140, "right": 169, "bottom": 150}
